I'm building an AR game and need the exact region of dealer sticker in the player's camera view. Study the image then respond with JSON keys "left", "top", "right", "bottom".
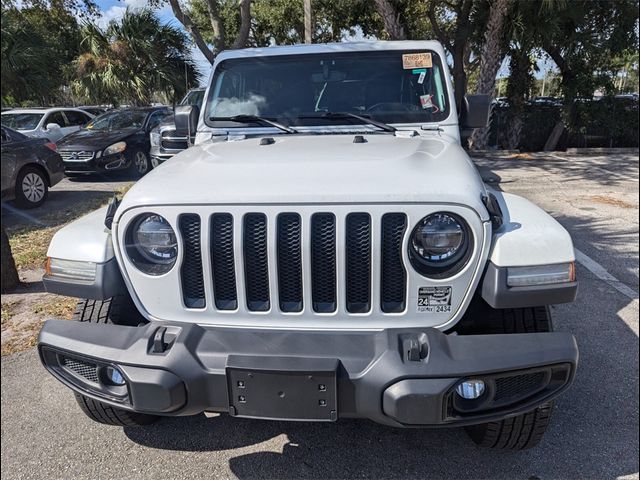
{"left": 417, "top": 286, "right": 452, "bottom": 313}
{"left": 402, "top": 52, "right": 432, "bottom": 69}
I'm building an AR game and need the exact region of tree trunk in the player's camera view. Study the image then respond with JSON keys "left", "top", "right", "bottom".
{"left": 470, "top": 0, "right": 510, "bottom": 150}
{"left": 1, "top": 227, "right": 19, "bottom": 293}
{"left": 373, "top": 0, "right": 407, "bottom": 40}
{"left": 452, "top": 48, "right": 467, "bottom": 112}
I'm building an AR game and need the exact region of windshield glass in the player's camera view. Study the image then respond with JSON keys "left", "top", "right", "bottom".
{"left": 86, "top": 110, "right": 148, "bottom": 131}
{"left": 181, "top": 90, "right": 205, "bottom": 107}
{"left": 205, "top": 50, "right": 449, "bottom": 128}
{"left": 1, "top": 113, "right": 44, "bottom": 130}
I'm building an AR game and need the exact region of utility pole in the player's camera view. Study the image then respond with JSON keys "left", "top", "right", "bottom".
{"left": 304, "top": 0, "right": 312, "bottom": 44}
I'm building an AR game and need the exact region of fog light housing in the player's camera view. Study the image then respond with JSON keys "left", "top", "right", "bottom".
{"left": 104, "top": 366, "right": 126, "bottom": 386}
{"left": 456, "top": 379, "right": 485, "bottom": 399}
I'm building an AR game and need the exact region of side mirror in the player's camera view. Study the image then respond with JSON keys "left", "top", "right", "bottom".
{"left": 46, "top": 123, "right": 61, "bottom": 131}
{"left": 460, "top": 94, "right": 492, "bottom": 129}
{"left": 174, "top": 105, "right": 199, "bottom": 145}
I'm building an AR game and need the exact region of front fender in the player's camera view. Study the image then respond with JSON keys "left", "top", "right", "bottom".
{"left": 481, "top": 190, "right": 577, "bottom": 308}
{"left": 44, "top": 206, "right": 126, "bottom": 299}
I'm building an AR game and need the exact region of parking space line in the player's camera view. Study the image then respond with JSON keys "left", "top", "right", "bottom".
{"left": 575, "top": 248, "right": 639, "bottom": 300}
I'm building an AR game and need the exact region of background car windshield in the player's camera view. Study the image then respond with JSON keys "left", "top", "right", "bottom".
{"left": 86, "top": 110, "right": 147, "bottom": 130}
{"left": 205, "top": 50, "right": 449, "bottom": 127}
{"left": 1, "top": 113, "right": 44, "bottom": 130}
{"left": 181, "top": 90, "right": 205, "bottom": 107}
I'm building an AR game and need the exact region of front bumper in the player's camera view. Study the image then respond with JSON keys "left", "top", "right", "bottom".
{"left": 63, "top": 153, "right": 129, "bottom": 174}
{"left": 38, "top": 321, "right": 578, "bottom": 427}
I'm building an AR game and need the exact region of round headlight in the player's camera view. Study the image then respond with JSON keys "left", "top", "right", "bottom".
{"left": 126, "top": 214, "right": 177, "bottom": 274}
{"left": 409, "top": 212, "right": 472, "bottom": 277}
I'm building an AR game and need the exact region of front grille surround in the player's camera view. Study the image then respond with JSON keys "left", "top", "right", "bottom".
{"left": 116, "top": 205, "right": 487, "bottom": 330}
{"left": 59, "top": 150, "right": 95, "bottom": 162}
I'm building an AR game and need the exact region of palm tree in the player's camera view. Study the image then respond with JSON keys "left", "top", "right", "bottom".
{"left": 71, "top": 8, "right": 200, "bottom": 106}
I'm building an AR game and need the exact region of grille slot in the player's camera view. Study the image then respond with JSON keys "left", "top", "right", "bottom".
{"left": 179, "top": 214, "right": 205, "bottom": 308}
{"left": 345, "top": 213, "right": 372, "bottom": 313}
{"left": 311, "top": 213, "right": 337, "bottom": 313}
{"left": 277, "top": 213, "right": 303, "bottom": 312}
{"left": 494, "top": 372, "right": 546, "bottom": 402}
{"left": 210, "top": 213, "right": 238, "bottom": 310}
{"left": 59, "top": 151, "right": 95, "bottom": 162}
{"left": 62, "top": 357, "right": 99, "bottom": 383}
{"left": 243, "top": 213, "right": 270, "bottom": 311}
{"left": 381, "top": 213, "right": 407, "bottom": 313}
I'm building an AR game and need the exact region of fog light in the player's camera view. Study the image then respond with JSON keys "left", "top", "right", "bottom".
{"left": 105, "top": 366, "right": 126, "bottom": 386}
{"left": 456, "top": 379, "right": 485, "bottom": 399}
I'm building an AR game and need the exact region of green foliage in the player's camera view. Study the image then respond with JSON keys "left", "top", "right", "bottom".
{"left": 1, "top": 5, "right": 81, "bottom": 106}
{"left": 489, "top": 98, "right": 639, "bottom": 151}
{"left": 186, "top": 0, "right": 383, "bottom": 48}
{"left": 71, "top": 8, "right": 201, "bottom": 106}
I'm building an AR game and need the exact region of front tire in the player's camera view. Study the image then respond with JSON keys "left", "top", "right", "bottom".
{"left": 72, "top": 295, "right": 158, "bottom": 426}
{"left": 15, "top": 166, "right": 48, "bottom": 208}
{"left": 130, "top": 150, "right": 150, "bottom": 177}
{"left": 462, "top": 304, "right": 555, "bottom": 450}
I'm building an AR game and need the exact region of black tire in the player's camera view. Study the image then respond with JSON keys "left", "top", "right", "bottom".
{"left": 14, "top": 165, "right": 48, "bottom": 208}
{"left": 72, "top": 295, "right": 158, "bottom": 426}
{"left": 463, "top": 304, "right": 555, "bottom": 450}
{"left": 129, "top": 150, "right": 150, "bottom": 177}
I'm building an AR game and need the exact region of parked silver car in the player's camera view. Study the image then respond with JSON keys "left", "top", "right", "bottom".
{"left": 149, "top": 88, "right": 205, "bottom": 167}
{"left": 1, "top": 107, "right": 94, "bottom": 143}
{"left": 1, "top": 126, "right": 64, "bottom": 208}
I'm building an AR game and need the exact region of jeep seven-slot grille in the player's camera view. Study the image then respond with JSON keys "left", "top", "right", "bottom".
{"left": 179, "top": 214, "right": 206, "bottom": 308}
{"left": 178, "top": 211, "right": 408, "bottom": 315}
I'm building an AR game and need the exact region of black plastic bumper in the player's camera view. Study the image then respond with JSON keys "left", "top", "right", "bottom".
{"left": 38, "top": 320, "right": 578, "bottom": 427}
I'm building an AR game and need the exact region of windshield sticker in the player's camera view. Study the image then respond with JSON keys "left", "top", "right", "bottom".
{"left": 417, "top": 71, "right": 426, "bottom": 84}
{"left": 403, "top": 53, "right": 432, "bottom": 69}
{"left": 420, "top": 94, "right": 439, "bottom": 112}
{"left": 417, "top": 286, "right": 452, "bottom": 313}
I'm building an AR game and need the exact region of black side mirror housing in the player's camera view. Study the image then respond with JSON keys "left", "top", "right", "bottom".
{"left": 174, "top": 105, "right": 200, "bottom": 143}
{"left": 460, "top": 94, "right": 492, "bottom": 130}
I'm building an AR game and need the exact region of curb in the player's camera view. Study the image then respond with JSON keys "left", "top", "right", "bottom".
{"left": 565, "top": 147, "right": 639, "bottom": 154}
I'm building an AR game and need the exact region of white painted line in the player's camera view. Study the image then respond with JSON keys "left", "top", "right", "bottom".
{"left": 574, "top": 248, "right": 639, "bottom": 300}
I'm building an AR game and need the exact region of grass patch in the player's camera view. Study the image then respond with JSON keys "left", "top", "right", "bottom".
{"left": 1, "top": 321, "right": 41, "bottom": 356}
{"left": 33, "top": 296, "right": 77, "bottom": 320}
{"left": 1, "top": 301, "right": 18, "bottom": 325}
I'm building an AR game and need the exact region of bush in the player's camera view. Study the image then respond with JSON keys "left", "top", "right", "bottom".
{"left": 488, "top": 97, "right": 639, "bottom": 151}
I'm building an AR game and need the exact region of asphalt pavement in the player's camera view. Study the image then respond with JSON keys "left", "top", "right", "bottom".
{"left": 1, "top": 152, "right": 638, "bottom": 480}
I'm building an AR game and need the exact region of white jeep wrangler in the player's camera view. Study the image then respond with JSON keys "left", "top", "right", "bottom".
{"left": 38, "top": 41, "right": 578, "bottom": 450}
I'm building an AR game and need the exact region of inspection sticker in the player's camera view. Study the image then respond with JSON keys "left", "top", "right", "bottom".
{"left": 402, "top": 52, "right": 432, "bottom": 69}
{"left": 417, "top": 286, "right": 452, "bottom": 313}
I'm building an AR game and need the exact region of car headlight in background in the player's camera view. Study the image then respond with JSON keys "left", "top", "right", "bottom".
{"left": 125, "top": 214, "right": 177, "bottom": 275}
{"left": 104, "top": 141, "right": 127, "bottom": 156}
{"left": 409, "top": 212, "right": 473, "bottom": 278}
{"left": 150, "top": 130, "right": 160, "bottom": 147}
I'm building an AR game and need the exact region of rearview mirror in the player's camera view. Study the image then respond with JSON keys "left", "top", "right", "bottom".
{"left": 174, "top": 105, "right": 199, "bottom": 145}
{"left": 459, "top": 94, "right": 492, "bottom": 129}
{"left": 46, "top": 123, "right": 61, "bottom": 131}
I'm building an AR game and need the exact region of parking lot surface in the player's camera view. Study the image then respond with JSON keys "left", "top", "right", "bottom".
{"left": 1, "top": 152, "right": 638, "bottom": 480}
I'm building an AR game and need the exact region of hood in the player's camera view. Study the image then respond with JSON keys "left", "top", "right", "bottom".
{"left": 119, "top": 133, "right": 488, "bottom": 219}
{"left": 57, "top": 128, "right": 139, "bottom": 150}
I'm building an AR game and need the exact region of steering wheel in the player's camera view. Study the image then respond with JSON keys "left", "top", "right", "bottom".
{"left": 366, "top": 102, "right": 419, "bottom": 113}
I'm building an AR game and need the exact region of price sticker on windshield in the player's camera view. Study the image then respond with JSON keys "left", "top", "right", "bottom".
{"left": 402, "top": 53, "right": 432, "bottom": 69}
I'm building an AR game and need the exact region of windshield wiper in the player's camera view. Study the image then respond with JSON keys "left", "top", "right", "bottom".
{"left": 210, "top": 115, "right": 297, "bottom": 134}
{"left": 298, "top": 112, "right": 397, "bottom": 133}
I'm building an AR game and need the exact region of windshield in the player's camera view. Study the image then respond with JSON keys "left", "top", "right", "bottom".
{"left": 181, "top": 90, "right": 205, "bottom": 107}
{"left": 1, "top": 113, "right": 44, "bottom": 130}
{"left": 86, "top": 110, "right": 148, "bottom": 131}
{"left": 205, "top": 50, "right": 449, "bottom": 129}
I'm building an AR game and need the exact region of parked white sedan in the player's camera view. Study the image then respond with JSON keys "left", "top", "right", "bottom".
{"left": 1, "top": 107, "right": 94, "bottom": 143}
